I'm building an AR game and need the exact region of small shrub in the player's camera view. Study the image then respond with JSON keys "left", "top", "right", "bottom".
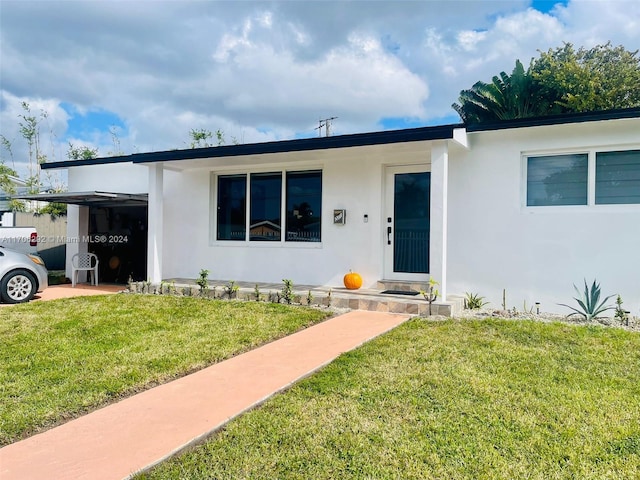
{"left": 196, "top": 269, "right": 210, "bottom": 294}
{"left": 464, "top": 292, "right": 488, "bottom": 310}
{"left": 254, "top": 284, "right": 262, "bottom": 302}
{"left": 281, "top": 279, "right": 294, "bottom": 304}
{"left": 420, "top": 277, "right": 440, "bottom": 316}
{"left": 558, "top": 279, "right": 615, "bottom": 321}
{"left": 224, "top": 280, "right": 239, "bottom": 299}
{"left": 306, "top": 290, "right": 314, "bottom": 306}
{"left": 614, "top": 295, "right": 629, "bottom": 324}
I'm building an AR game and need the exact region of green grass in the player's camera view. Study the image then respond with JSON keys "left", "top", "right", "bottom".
{"left": 138, "top": 319, "right": 640, "bottom": 480}
{"left": 0, "top": 294, "right": 330, "bottom": 445}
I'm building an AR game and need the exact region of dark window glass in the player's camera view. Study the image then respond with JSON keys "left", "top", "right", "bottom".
{"left": 217, "top": 175, "right": 246, "bottom": 240}
{"left": 527, "top": 154, "right": 588, "bottom": 206}
{"left": 286, "top": 171, "right": 322, "bottom": 242}
{"left": 250, "top": 173, "right": 282, "bottom": 241}
{"left": 393, "top": 172, "right": 430, "bottom": 274}
{"left": 596, "top": 150, "right": 640, "bottom": 204}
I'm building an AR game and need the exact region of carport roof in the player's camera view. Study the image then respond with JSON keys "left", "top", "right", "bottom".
{"left": 14, "top": 191, "right": 148, "bottom": 207}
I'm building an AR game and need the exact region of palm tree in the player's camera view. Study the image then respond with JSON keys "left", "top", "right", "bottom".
{"left": 452, "top": 60, "right": 547, "bottom": 124}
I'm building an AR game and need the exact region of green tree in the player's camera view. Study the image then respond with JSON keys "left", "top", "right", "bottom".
{"left": 0, "top": 164, "right": 26, "bottom": 212}
{"left": 39, "top": 142, "right": 99, "bottom": 218}
{"left": 67, "top": 143, "right": 99, "bottom": 160}
{"left": 17, "top": 102, "right": 51, "bottom": 193}
{"left": 188, "top": 128, "right": 226, "bottom": 148}
{"left": 530, "top": 42, "right": 640, "bottom": 113}
{"left": 453, "top": 42, "right": 640, "bottom": 124}
{"left": 452, "top": 60, "right": 546, "bottom": 123}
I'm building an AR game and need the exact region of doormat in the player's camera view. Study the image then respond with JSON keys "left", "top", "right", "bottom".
{"left": 380, "top": 290, "right": 420, "bottom": 296}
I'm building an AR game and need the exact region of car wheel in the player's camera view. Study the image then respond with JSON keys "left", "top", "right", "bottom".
{"left": 1, "top": 269, "right": 37, "bottom": 304}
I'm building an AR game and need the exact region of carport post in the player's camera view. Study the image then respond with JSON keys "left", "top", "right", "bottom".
{"left": 66, "top": 205, "right": 89, "bottom": 282}
{"left": 147, "top": 163, "right": 163, "bottom": 284}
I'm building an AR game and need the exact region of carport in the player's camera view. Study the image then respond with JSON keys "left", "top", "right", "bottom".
{"left": 15, "top": 191, "right": 148, "bottom": 284}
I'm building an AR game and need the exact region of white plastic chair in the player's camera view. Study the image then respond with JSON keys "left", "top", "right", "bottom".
{"left": 71, "top": 253, "right": 99, "bottom": 287}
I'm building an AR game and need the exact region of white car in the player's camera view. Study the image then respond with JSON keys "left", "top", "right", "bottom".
{"left": 0, "top": 246, "right": 48, "bottom": 303}
{"left": 0, "top": 226, "right": 38, "bottom": 254}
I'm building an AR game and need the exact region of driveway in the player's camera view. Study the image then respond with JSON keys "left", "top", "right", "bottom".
{"left": 0, "top": 284, "right": 123, "bottom": 306}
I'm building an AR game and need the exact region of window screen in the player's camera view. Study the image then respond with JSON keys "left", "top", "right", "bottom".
{"left": 527, "top": 154, "right": 588, "bottom": 206}
{"left": 596, "top": 150, "right": 640, "bottom": 204}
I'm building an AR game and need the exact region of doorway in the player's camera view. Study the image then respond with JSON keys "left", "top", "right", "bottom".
{"left": 383, "top": 166, "right": 430, "bottom": 281}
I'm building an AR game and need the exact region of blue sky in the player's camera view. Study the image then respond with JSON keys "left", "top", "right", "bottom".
{"left": 1, "top": 0, "right": 638, "bottom": 176}
{"left": 531, "top": 0, "right": 569, "bottom": 13}
{"left": 62, "top": 104, "right": 126, "bottom": 144}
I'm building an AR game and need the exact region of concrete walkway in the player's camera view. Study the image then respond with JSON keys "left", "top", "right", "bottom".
{"left": 0, "top": 311, "right": 410, "bottom": 480}
{"left": 34, "top": 284, "right": 124, "bottom": 301}
{"left": 0, "top": 284, "right": 123, "bottom": 308}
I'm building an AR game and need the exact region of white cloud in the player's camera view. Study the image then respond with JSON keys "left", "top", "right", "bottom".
{"left": 0, "top": 0, "right": 638, "bottom": 179}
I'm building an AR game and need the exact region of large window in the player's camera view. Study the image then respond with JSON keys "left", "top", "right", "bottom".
{"left": 526, "top": 154, "right": 588, "bottom": 206}
{"left": 286, "top": 171, "right": 322, "bottom": 242}
{"left": 596, "top": 150, "right": 640, "bottom": 205}
{"left": 215, "top": 170, "right": 322, "bottom": 243}
{"left": 250, "top": 173, "right": 282, "bottom": 241}
{"left": 217, "top": 175, "right": 246, "bottom": 240}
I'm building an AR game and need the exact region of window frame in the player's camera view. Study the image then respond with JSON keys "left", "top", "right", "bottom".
{"left": 595, "top": 149, "right": 640, "bottom": 205}
{"left": 525, "top": 153, "right": 589, "bottom": 207}
{"left": 522, "top": 146, "right": 640, "bottom": 211}
{"left": 249, "top": 172, "right": 283, "bottom": 242}
{"left": 210, "top": 168, "right": 324, "bottom": 247}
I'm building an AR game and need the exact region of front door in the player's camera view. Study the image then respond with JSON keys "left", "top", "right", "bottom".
{"left": 383, "top": 166, "right": 430, "bottom": 281}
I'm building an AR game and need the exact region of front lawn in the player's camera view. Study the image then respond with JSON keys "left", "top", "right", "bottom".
{"left": 0, "top": 294, "right": 330, "bottom": 445}
{"left": 139, "top": 319, "right": 640, "bottom": 479}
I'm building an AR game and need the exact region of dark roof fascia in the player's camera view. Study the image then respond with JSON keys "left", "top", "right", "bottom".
{"left": 41, "top": 155, "right": 134, "bottom": 170}
{"left": 131, "top": 123, "right": 463, "bottom": 164}
{"left": 42, "top": 124, "right": 463, "bottom": 169}
{"left": 466, "top": 107, "right": 640, "bottom": 133}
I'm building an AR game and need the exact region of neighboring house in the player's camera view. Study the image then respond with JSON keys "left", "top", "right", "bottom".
{"left": 35, "top": 108, "right": 640, "bottom": 314}
{"left": 0, "top": 175, "right": 27, "bottom": 222}
{"left": 1, "top": 175, "right": 58, "bottom": 220}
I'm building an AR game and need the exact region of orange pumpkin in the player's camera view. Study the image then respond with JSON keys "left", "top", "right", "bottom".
{"left": 343, "top": 270, "right": 363, "bottom": 290}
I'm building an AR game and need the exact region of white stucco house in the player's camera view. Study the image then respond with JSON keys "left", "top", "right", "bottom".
{"left": 37, "top": 108, "right": 640, "bottom": 314}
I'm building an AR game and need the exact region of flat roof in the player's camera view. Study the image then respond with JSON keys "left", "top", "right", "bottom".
{"left": 41, "top": 123, "right": 463, "bottom": 170}
{"left": 40, "top": 107, "right": 640, "bottom": 170}
{"left": 465, "top": 106, "right": 640, "bottom": 132}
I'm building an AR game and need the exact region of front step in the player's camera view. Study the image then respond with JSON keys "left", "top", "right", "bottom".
{"left": 302, "top": 285, "right": 463, "bottom": 316}
{"left": 145, "top": 279, "right": 464, "bottom": 317}
{"left": 376, "top": 280, "right": 429, "bottom": 293}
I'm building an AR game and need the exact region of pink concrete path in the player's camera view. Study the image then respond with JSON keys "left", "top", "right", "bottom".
{"left": 0, "top": 284, "right": 122, "bottom": 308}
{"left": 0, "top": 310, "right": 410, "bottom": 480}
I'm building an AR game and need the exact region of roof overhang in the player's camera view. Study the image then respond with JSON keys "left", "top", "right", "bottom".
{"left": 13, "top": 191, "right": 148, "bottom": 207}
{"left": 41, "top": 123, "right": 465, "bottom": 172}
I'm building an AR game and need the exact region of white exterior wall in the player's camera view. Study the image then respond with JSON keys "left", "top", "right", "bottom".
{"left": 67, "top": 163, "right": 148, "bottom": 193}
{"left": 447, "top": 117, "right": 640, "bottom": 315}
{"left": 61, "top": 116, "right": 639, "bottom": 317}
{"left": 161, "top": 144, "right": 432, "bottom": 288}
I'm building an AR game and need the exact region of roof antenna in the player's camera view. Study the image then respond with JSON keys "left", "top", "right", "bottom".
{"left": 316, "top": 117, "right": 338, "bottom": 137}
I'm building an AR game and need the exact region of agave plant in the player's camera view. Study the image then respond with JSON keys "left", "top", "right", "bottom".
{"left": 558, "top": 279, "right": 615, "bottom": 321}
{"left": 464, "top": 292, "right": 489, "bottom": 310}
